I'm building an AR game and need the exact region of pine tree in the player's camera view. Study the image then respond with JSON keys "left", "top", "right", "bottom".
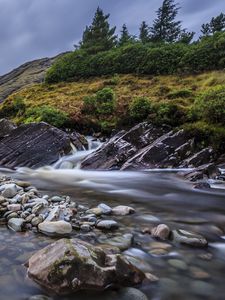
{"left": 201, "top": 13, "right": 225, "bottom": 36}
{"left": 150, "top": 0, "right": 182, "bottom": 43}
{"left": 80, "top": 7, "right": 117, "bottom": 53}
{"left": 139, "top": 21, "right": 150, "bottom": 44}
{"left": 178, "top": 30, "right": 195, "bottom": 44}
{"left": 118, "top": 24, "right": 135, "bottom": 46}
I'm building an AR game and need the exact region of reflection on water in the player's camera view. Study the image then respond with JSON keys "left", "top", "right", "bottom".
{"left": 0, "top": 149, "right": 225, "bottom": 300}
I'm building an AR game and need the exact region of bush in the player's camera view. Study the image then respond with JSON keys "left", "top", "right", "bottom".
{"left": 24, "top": 106, "right": 69, "bottom": 128}
{"left": 153, "top": 102, "right": 187, "bottom": 126}
{"left": 167, "top": 89, "right": 193, "bottom": 99}
{"left": 0, "top": 96, "right": 26, "bottom": 118}
{"left": 129, "top": 97, "right": 153, "bottom": 120}
{"left": 193, "top": 85, "right": 225, "bottom": 125}
{"left": 183, "top": 121, "right": 225, "bottom": 152}
{"left": 82, "top": 88, "right": 115, "bottom": 116}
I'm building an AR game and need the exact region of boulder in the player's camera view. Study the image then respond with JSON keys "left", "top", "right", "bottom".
{"left": 0, "top": 122, "right": 72, "bottom": 168}
{"left": 27, "top": 238, "right": 145, "bottom": 295}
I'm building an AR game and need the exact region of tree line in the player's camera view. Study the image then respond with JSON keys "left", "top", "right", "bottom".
{"left": 78, "top": 0, "right": 225, "bottom": 53}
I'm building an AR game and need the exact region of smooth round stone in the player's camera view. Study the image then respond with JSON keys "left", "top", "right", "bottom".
{"left": 190, "top": 266, "right": 210, "bottom": 279}
{"left": 6, "top": 212, "right": 18, "bottom": 220}
{"left": 151, "top": 224, "right": 171, "bottom": 240}
{"left": 149, "top": 241, "right": 172, "bottom": 251}
{"left": 171, "top": 229, "right": 208, "bottom": 248}
{"left": 117, "top": 288, "right": 148, "bottom": 300}
{"left": 2, "top": 184, "right": 18, "bottom": 198}
{"left": 168, "top": 259, "right": 188, "bottom": 270}
{"left": 80, "top": 224, "right": 92, "bottom": 232}
{"left": 7, "top": 204, "right": 21, "bottom": 212}
{"left": 31, "top": 216, "right": 43, "bottom": 226}
{"left": 97, "top": 220, "right": 119, "bottom": 230}
{"left": 8, "top": 218, "right": 25, "bottom": 232}
{"left": 87, "top": 207, "right": 103, "bottom": 216}
{"left": 191, "top": 281, "right": 214, "bottom": 296}
{"left": 112, "top": 205, "right": 135, "bottom": 216}
{"left": 104, "top": 234, "right": 133, "bottom": 251}
{"left": 98, "top": 203, "right": 112, "bottom": 215}
{"left": 149, "top": 248, "right": 169, "bottom": 256}
{"left": 50, "top": 196, "right": 63, "bottom": 203}
{"left": 38, "top": 221, "right": 72, "bottom": 236}
{"left": 28, "top": 295, "right": 53, "bottom": 300}
{"left": 15, "top": 181, "right": 31, "bottom": 188}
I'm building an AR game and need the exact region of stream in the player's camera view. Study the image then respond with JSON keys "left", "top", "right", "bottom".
{"left": 0, "top": 140, "right": 225, "bottom": 300}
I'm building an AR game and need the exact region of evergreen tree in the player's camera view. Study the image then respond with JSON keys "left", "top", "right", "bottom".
{"left": 139, "top": 21, "right": 150, "bottom": 44}
{"left": 80, "top": 7, "right": 117, "bottom": 53}
{"left": 118, "top": 24, "right": 135, "bottom": 46}
{"left": 201, "top": 13, "right": 225, "bottom": 36}
{"left": 178, "top": 30, "right": 195, "bottom": 44}
{"left": 150, "top": 0, "right": 182, "bottom": 43}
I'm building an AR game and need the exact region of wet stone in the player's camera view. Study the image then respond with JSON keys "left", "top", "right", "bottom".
{"left": 112, "top": 205, "right": 135, "bottom": 216}
{"left": 97, "top": 220, "right": 119, "bottom": 230}
{"left": 98, "top": 203, "right": 112, "bottom": 214}
{"left": 168, "top": 259, "right": 188, "bottom": 270}
{"left": 8, "top": 218, "right": 25, "bottom": 232}
{"left": 171, "top": 229, "right": 208, "bottom": 248}
{"left": 151, "top": 224, "right": 171, "bottom": 240}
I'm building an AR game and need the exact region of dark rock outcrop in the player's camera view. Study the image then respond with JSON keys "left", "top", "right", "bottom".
{"left": 81, "top": 122, "right": 216, "bottom": 171}
{"left": 0, "top": 53, "right": 68, "bottom": 103}
{"left": 27, "top": 238, "right": 145, "bottom": 295}
{"left": 0, "top": 122, "right": 73, "bottom": 169}
{"left": 0, "top": 119, "right": 16, "bottom": 138}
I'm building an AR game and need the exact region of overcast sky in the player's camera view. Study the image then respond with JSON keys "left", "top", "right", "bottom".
{"left": 0, "top": 0, "right": 224, "bottom": 75}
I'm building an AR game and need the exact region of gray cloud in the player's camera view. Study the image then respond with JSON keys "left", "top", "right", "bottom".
{"left": 0, "top": 0, "right": 224, "bottom": 75}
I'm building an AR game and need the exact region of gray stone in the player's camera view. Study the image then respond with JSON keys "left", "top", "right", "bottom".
{"left": 97, "top": 220, "right": 119, "bottom": 230}
{"left": 151, "top": 224, "right": 171, "bottom": 240}
{"left": 8, "top": 218, "right": 25, "bottom": 232}
{"left": 171, "top": 229, "right": 208, "bottom": 248}
{"left": 38, "top": 221, "right": 72, "bottom": 236}
{"left": 117, "top": 288, "right": 148, "bottom": 300}
{"left": 112, "top": 205, "right": 135, "bottom": 216}
{"left": 103, "top": 234, "right": 133, "bottom": 251}
{"left": 2, "top": 184, "right": 18, "bottom": 198}
{"left": 98, "top": 203, "right": 112, "bottom": 214}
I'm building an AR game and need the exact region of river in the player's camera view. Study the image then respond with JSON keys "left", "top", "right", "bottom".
{"left": 0, "top": 143, "right": 225, "bottom": 300}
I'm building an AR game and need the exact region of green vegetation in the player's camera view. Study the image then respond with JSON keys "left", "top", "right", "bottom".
{"left": 129, "top": 97, "right": 153, "bottom": 121}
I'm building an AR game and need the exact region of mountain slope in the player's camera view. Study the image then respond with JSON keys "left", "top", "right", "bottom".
{"left": 0, "top": 53, "right": 67, "bottom": 102}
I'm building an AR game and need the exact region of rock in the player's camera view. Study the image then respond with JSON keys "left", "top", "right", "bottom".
{"left": 50, "top": 196, "right": 63, "bottom": 203}
{"left": 2, "top": 184, "right": 18, "bottom": 198}
{"left": 112, "top": 205, "right": 135, "bottom": 216}
{"left": 70, "top": 131, "right": 89, "bottom": 151}
{"left": 168, "top": 259, "right": 188, "bottom": 270}
{"left": 0, "top": 122, "right": 73, "bottom": 169}
{"left": 86, "top": 207, "right": 103, "bottom": 216}
{"left": 117, "top": 287, "right": 148, "bottom": 300}
{"left": 31, "top": 216, "right": 43, "bottom": 226}
{"left": 151, "top": 224, "right": 171, "bottom": 240}
{"left": 102, "top": 234, "right": 133, "bottom": 251}
{"left": 98, "top": 203, "right": 112, "bottom": 215}
{"left": 171, "top": 229, "right": 208, "bottom": 248}
{"left": 8, "top": 218, "right": 25, "bottom": 232}
{"left": 0, "top": 119, "right": 16, "bottom": 138}
{"left": 97, "top": 220, "right": 119, "bottom": 230}
{"left": 38, "top": 221, "right": 72, "bottom": 236}
{"left": 27, "top": 238, "right": 145, "bottom": 295}
{"left": 59, "top": 161, "right": 74, "bottom": 169}
{"left": 28, "top": 295, "right": 53, "bottom": 300}
{"left": 7, "top": 204, "right": 21, "bottom": 212}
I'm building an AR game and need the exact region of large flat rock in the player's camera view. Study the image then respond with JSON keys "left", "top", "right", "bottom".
{"left": 0, "top": 122, "right": 72, "bottom": 168}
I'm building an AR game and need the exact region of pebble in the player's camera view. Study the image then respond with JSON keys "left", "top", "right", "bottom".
{"left": 151, "top": 224, "right": 171, "bottom": 240}
{"left": 96, "top": 220, "right": 119, "bottom": 230}
{"left": 172, "top": 229, "right": 208, "bottom": 248}
{"left": 168, "top": 259, "right": 188, "bottom": 270}
{"left": 103, "top": 233, "right": 133, "bottom": 250}
{"left": 8, "top": 218, "right": 25, "bottom": 232}
{"left": 7, "top": 204, "right": 21, "bottom": 212}
{"left": 117, "top": 288, "right": 148, "bottom": 300}
{"left": 98, "top": 203, "right": 112, "bottom": 214}
{"left": 112, "top": 205, "right": 135, "bottom": 216}
{"left": 2, "top": 184, "right": 18, "bottom": 198}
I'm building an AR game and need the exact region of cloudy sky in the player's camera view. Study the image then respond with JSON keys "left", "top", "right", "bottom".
{"left": 0, "top": 0, "right": 224, "bottom": 75}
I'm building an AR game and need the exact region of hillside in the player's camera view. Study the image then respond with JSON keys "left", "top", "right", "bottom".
{"left": 0, "top": 53, "right": 67, "bottom": 102}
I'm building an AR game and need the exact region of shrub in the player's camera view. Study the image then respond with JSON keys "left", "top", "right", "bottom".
{"left": 183, "top": 121, "right": 225, "bottom": 152}
{"left": 129, "top": 97, "right": 153, "bottom": 120}
{"left": 24, "top": 106, "right": 69, "bottom": 128}
{"left": 0, "top": 96, "right": 26, "bottom": 118}
{"left": 153, "top": 102, "right": 187, "bottom": 126}
{"left": 167, "top": 89, "right": 193, "bottom": 99}
{"left": 82, "top": 88, "right": 115, "bottom": 116}
{"left": 193, "top": 85, "right": 225, "bottom": 125}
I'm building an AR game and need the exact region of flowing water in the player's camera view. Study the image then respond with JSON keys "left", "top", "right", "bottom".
{"left": 0, "top": 143, "right": 225, "bottom": 300}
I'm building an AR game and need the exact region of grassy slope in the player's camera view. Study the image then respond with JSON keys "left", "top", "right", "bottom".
{"left": 2, "top": 71, "right": 225, "bottom": 129}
